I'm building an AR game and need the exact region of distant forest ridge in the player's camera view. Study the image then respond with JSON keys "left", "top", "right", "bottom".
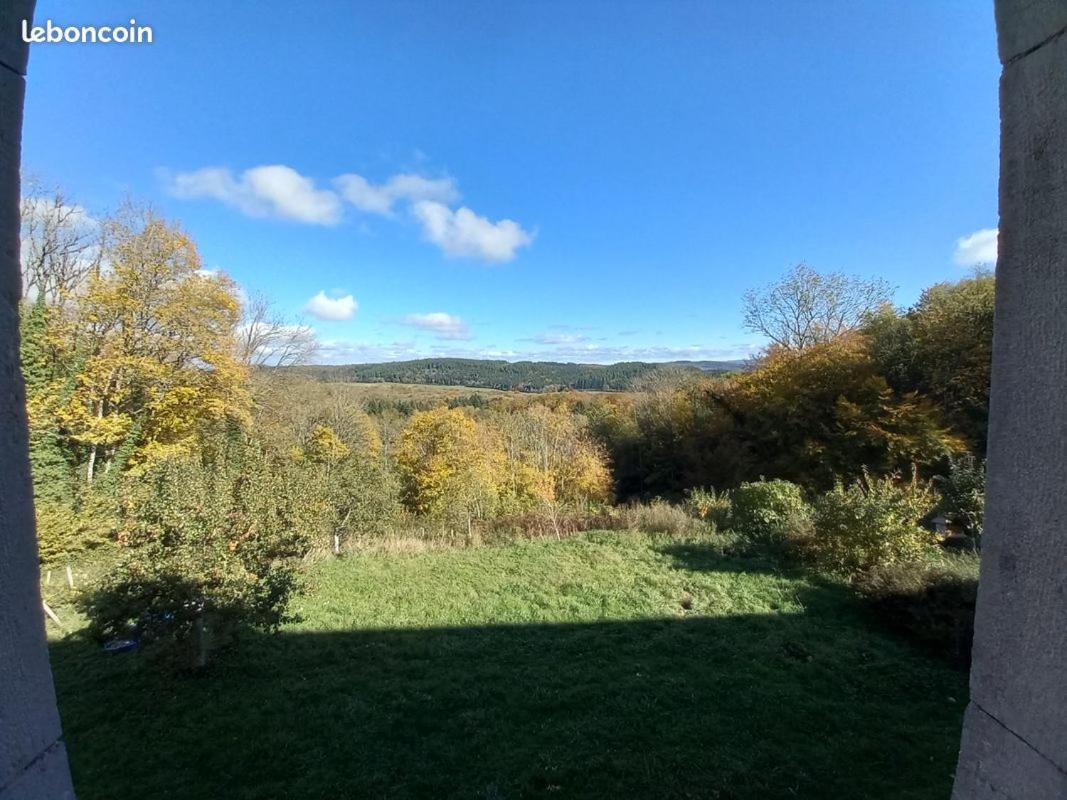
{"left": 286, "top": 358, "right": 748, "bottom": 392}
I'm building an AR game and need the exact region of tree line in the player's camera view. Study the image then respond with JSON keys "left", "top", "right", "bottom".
{"left": 595, "top": 263, "right": 993, "bottom": 500}
{"left": 288, "top": 357, "right": 743, "bottom": 392}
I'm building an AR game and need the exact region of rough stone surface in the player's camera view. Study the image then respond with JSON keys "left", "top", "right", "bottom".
{"left": 953, "top": 3, "right": 1067, "bottom": 798}
{"left": 0, "top": 1, "right": 31, "bottom": 76}
{"left": 0, "top": 2, "right": 75, "bottom": 798}
{"left": 956, "top": 706, "right": 1067, "bottom": 800}
{"left": 995, "top": 0, "right": 1067, "bottom": 63}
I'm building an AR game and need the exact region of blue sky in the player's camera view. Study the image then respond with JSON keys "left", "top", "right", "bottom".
{"left": 22, "top": 1, "right": 1000, "bottom": 364}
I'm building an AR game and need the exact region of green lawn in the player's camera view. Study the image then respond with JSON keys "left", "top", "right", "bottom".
{"left": 49, "top": 531, "right": 967, "bottom": 799}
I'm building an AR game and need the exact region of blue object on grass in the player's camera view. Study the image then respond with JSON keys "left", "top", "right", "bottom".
{"left": 103, "top": 638, "right": 139, "bottom": 654}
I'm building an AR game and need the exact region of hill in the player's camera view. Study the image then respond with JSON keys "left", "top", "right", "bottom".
{"left": 286, "top": 357, "right": 746, "bottom": 392}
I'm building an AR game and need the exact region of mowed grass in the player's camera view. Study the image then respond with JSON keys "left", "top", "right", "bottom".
{"left": 49, "top": 532, "right": 967, "bottom": 799}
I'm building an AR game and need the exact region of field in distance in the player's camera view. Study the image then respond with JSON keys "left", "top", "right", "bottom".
{"left": 282, "top": 357, "right": 746, "bottom": 392}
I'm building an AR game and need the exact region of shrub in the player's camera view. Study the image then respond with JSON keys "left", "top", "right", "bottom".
{"left": 727, "top": 479, "right": 812, "bottom": 552}
{"left": 35, "top": 496, "right": 112, "bottom": 565}
{"left": 810, "top": 470, "right": 936, "bottom": 577}
{"left": 623, "top": 499, "right": 705, "bottom": 535}
{"left": 683, "top": 487, "right": 731, "bottom": 528}
{"left": 326, "top": 454, "right": 404, "bottom": 551}
{"left": 854, "top": 555, "right": 978, "bottom": 668}
{"left": 933, "top": 453, "right": 985, "bottom": 543}
{"left": 82, "top": 448, "right": 312, "bottom": 668}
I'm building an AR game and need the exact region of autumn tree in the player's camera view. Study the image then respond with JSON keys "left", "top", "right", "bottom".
{"left": 593, "top": 371, "right": 730, "bottom": 500}
{"left": 49, "top": 207, "right": 250, "bottom": 481}
{"left": 743, "top": 263, "right": 893, "bottom": 350}
{"left": 866, "top": 271, "right": 994, "bottom": 449}
{"left": 498, "top": 405, "right": 612, "bottom": 507}
{"left": 718, "top": 334, "right": 964, "bottom": 488}
{"left": 396, "top": 407, "right": 504, "bottom": 528}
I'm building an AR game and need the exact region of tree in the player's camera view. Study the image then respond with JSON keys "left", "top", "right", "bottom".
{"left": 19, "top": 298, "right": 72, "bottom": 504}
{"left": 49, "top": 207, "right": 250, "bottom": 481}
{"left": 866, "top": 271, "right": 994, "bottom": 449}
{"left": 396, "top": 407, "right": 504, "bottom": 527}
{"left": 497, "top": 404, "right": 612, "bottom": 509}
{"left": 720, "top": 335, "right": 964, "bottom": 489}
{"left": 303, "top": 424, "right": 350, "bottom": 470}
{"left": 83, "top": 446, "right": 311, "bottom": 668}
{"left": 743, "top": 263, "right": 893, "bottom": 350}
{"left": 237, "top": 292, "right": 318, "bottom": 368}
{"left": 20, "top": 177, "right": 101, "bottom": 302}
{"left": 322, "top": 453, "right": 402, "bottom": 554}
{"left": 909, "top": 272, "right": 994, "bottom": 448}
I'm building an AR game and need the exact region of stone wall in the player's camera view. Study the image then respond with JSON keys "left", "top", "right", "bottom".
{"left": 0, "top": 2, "right": 76, "bottom": 797}
{"left": 953, "top": 3, "right": 1067, "bottom": 798}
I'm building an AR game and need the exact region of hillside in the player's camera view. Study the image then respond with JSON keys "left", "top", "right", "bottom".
{"left": 49, "top": 531, "right": 966, "bottom": 800}
{"left": 286, "top": 357, "right": 746, "bottom": 392}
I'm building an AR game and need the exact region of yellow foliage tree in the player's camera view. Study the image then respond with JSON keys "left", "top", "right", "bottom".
{"left": 498, "top": 405, "right": 612, "bottom": 507}
{"left": 50, "top": 208, "right": 250, "bottom": 480}
{"left": 303, "top": 424, "right": 350, "bottom": 468}
{"left": 396, "top": 407, "right": 504, "bottom": 524}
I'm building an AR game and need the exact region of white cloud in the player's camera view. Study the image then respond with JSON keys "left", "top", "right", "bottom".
{"left": 954, "top": 227, "right": 998, "bottom": 267}
{"left": 165, "top": 164, "right": 533, "bottom": 262}
{"left": 20, "top": 196, "right": 97, "bottom": 229}
{"left": 315, "top": 339, "right": 423, "bottom": 363}
{"left": 308, "top": 337, "right": 758, "bottom": 365}
{"left": 518, "top": 342, "right": 760, "bottom": 364}
{"left": 167, "top": 165, "right": 342, "bottom": 225}
{"left": 303, "top": 291, "right": 358, "bottom": 321}
{"left": 400, "top": 311, "right": 473, "bottom": 340}
{"left": 334, "top": 172, "right": 458, "bottom": 215}
{"left": 412, "top": 201, "right": 534, "bottom": 263}
{"left": 529, "top": 331, "right": 592, "bottom": 345}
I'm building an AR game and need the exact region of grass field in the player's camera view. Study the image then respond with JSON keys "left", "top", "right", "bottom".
{"left": 315, "top": 380, "right": 518, "bottom": 403}
{"left": 49, "top": 531, "right": 967, "bottom": 799}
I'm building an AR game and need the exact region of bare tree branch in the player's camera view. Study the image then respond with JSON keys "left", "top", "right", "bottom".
{"left": 20, "top": 176, "right": 102, "bottom": 303}
{"left": 742, "top": 263, "right": 893, "bottom": 350}
{"left": 238, "top": 292, "right": 319, "bottom": 367}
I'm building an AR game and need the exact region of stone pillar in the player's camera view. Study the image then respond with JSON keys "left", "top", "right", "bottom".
{"left": 953, "top": 3, "right": 1067, "bottom": 798}
{"left": 0, "top": 2, "right": 76, "bottom": 798}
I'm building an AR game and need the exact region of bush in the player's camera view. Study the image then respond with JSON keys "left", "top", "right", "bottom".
{"left": 810, "top": 470, "right": 936, "bottom": 577}
{"left": 933, "top": 454, "right": 985, "bottom": 543}
{"left": 683, "top": 487, "right": 731, "bottom": 529}
{"left": 622, "top": 499, "right": 705, "bottom": 535}
{"left": 82, "top": 448, "right": 313, "bottom": 668}
{"left": 727, "top": 479, "right": 812, "bottom": 552}
{"left": 854, "top": 555, "right": 978, "bottom": 668}
{"left": 35, "top": 498, "right": 112, "bottom": 564}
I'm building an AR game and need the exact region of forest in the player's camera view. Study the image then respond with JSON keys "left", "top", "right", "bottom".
{"left": 290, "top": 357, "right": 744, "bottom": 392}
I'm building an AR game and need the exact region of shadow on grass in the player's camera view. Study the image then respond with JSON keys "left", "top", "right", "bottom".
{"left": 50, "top": 593, "right": 967, "bottom": 800}
{"left": 655, "top": 540, "right": 782, "bottom": 575}
{"left": 656, "top": 541, "right": 976, "bottom": 672}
